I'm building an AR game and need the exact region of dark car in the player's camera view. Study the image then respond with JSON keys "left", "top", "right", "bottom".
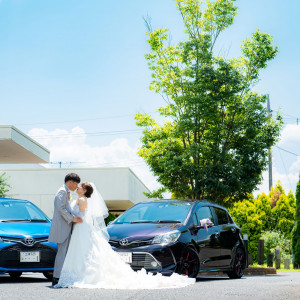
{"left": 0, "top": 198, "right": 57, "bottom": 279}
{"left": 107, "top": 200, "right": 246, "bottom": 278}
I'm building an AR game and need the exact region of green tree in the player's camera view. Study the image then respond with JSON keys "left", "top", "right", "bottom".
{"left": 272, "top": 192, "right": 296, "bottom": 238}
{"left": 292, "top": 174, "right": 300, "bottom": 266}
{"left": 136, "top": 0, "right": 282, "bottom": 205}
{"left": 230, "top": 182, "right": 296, "bottom": 262}
{"left": 229, "top": 194, "right": 265, "bottom": 260}
{"left": 0, "top": 172, "right": 10, "bottom": 198}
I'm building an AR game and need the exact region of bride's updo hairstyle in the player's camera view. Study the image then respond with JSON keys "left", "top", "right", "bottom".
{"left": 82, "top": 183, "right": 93, "bottom": 198}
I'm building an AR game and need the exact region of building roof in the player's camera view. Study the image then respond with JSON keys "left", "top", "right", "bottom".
{"left": 0, "top": 125, "right": 50, "bottom": 163}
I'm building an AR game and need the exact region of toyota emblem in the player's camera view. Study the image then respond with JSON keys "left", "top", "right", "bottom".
{"left": 119, "top": 238, "right": 129, "bottom": 246}
{"left": 24, "top": 237, "right": 34, "bottom": 246}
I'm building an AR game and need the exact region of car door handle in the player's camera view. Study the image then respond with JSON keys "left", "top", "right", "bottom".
{"left": 215, "top": 231, "right": 220, "bottom": 238}
{"left": 231, "top": 228, "right": 236, "bottom": 233}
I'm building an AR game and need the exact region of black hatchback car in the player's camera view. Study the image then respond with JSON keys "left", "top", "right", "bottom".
{"left": 107, "top": 200, "right": 246, "bottom": 278}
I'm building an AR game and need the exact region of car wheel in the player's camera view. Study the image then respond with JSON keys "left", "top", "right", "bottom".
{"left": 8, "top": 272, "right": 22, "bottom": 279}
{"left": 227, "top": 247, "right": 246, "bottom": 279}
{"left": 43, "top": 271, "right": 53, "bottom": 281}
{"left": 177, "top": 247, "right": 200, "bottom": 278}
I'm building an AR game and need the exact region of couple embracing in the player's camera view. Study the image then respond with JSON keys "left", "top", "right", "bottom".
{"left": 48, "top": 173, "right": 195, "bottom": 289}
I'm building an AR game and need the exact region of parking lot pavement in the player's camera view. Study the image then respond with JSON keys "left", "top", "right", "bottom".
{"left": 1, "top": 272, "right": 300, "bottom": 300}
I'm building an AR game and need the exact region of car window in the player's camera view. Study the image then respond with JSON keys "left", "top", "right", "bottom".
{"left": 192, "top": 213, "right": 198, "bottom": 225}
{"left": 115, "top": 202, "right": 193, "bottom": 224}
{"left": 0, "top": 201, "right": 47, "bottom": 221}
{"left": 195, "top": 206, "right": 214, "bottom": 225}
{"left": 227, "top": 212, "right": 234, "bottom": 224}
{"left": 25, "top": 203, "right": 46, "bottom": 220}
{"left": 214, "top": 207, "right": 229, "bottom": 225}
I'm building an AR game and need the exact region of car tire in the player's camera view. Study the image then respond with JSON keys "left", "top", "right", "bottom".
{"left": 8, "top": 272, "right": 22, "bottom": 279}
{"left": 227, "top": 247, "right": 246, "bottom": 279}
{"left": 177, "top": 247, "right": 200, "bottom": 278}
{"left": 43, "top": 271, "right": 53, "bottom": 281}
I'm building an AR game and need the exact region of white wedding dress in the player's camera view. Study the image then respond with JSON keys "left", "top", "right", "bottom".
{"left": 55, "top": 201, "right": 195, "bottom": 289}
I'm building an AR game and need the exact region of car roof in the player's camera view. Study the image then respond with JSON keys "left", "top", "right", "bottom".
{"left": 0, "top": 197, "right": 30, "bottom": 203}
{"left": 138, "top": 199, "right": 226, "bottom": 208}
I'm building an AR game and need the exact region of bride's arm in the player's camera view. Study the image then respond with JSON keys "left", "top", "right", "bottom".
{"left": 76, "top": 197, "right": 87, "bottom": 218}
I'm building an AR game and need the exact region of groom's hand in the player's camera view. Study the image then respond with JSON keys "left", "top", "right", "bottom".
{"left": 73, "top": 216, "right": 83, "bottom": 223}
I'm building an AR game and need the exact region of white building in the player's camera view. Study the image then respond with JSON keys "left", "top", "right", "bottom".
{"left": 0, "top": 125, "right": 152, "bottom": 217}
{"left": 3, "top": 167, "right": 151, "bottom": 218}
{"left": 0, "top": 125, "right": 49, "bottom": 163}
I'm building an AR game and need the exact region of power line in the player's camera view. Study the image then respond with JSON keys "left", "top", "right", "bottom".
{"left": 15, "top": 111, "right": 157, "bottom": 126}
{"left": 44, "top": 159, "right": 147, "bottom": 168}
{"left": 276, "top": 147, "right": 292, "bottom": 191}
{"left": 275, "top": 146, "right": 299, "bottom": 157}
{"left": 29, "top": 129, "right": 143, "bottom": 139}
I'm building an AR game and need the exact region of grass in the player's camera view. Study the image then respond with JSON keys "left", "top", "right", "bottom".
{"left": 249, "top": 263, "right": 300, "bottom": 272}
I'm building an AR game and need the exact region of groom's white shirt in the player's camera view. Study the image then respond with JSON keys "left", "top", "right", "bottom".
{"left": 48, "top": 185, "right": 74, "bottom": 244}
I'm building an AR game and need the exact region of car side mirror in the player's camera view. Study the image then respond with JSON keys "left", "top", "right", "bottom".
{"left": 188, "top": 223, "right": 201, "bottom": 235}
{"left": 199, "top": 218, "right": 214, "bottom": 229}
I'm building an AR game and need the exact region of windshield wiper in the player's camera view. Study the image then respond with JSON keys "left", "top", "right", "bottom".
{"left": 155, "top": 220, "right": 181, "bottom": 223}
{"left": 0, "top": 219, "right": 46, "bottom": 223}
{"left": 130, "top": 221, "right": 157, "bottom": 224}
{"left": 130, "top": 220, "right": 181, "bottom": 224}
{"left": 0, "top": 219, "right": 31, "bottom": 222}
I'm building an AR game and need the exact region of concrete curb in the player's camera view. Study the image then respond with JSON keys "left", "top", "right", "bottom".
{"left": 244, "top": 267, "right": 277, "bottom": 275}
{"left": 199, "top": 267, "right": 277, "bottom": 276}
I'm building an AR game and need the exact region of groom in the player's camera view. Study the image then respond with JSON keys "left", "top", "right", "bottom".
{"left": 48, "top": 173, "right": 83, "bottom": 286}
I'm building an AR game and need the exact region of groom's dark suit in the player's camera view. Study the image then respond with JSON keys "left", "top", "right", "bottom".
{"left": 49, "top": 185, "right": 74, "bottom": 279}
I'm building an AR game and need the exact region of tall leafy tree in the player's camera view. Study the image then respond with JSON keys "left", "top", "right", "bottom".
{"left": 292, "top": 174, "right": 300, "bottom": 266}
{"left": 136, "top": 0, "right": 282, "bottom": 205}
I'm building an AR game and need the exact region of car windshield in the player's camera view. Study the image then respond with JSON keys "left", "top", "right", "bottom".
{"left": 0, "top": 201, "right": 48, "bottom": 222}
{"left": 114, "top": 201, "right": 193, "bottom": 224}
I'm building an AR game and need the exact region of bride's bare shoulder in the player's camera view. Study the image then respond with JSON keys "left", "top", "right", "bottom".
{"left": 77, "top": 196, "right": 87, "bottom": 204}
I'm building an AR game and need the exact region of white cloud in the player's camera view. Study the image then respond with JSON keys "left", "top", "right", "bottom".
{"left": 256, "top": 124, "right": 300, "bottom": 195}
{"left": 28, "top": 123, "right": 300, "bottom": 198}
{"left": 28, "top": 127, "right": 160, "bottom": 192}
{"left": 278, "top": 124, "right": 300, "bottom": 146}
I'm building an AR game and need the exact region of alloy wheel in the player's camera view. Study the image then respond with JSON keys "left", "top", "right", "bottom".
{"left": 177, "top": 247, "right": 199, "bottom": 278}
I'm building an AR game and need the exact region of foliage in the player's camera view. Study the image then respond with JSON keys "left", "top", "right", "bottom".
{"left": 272, "top": 191, "right": 296, "bottom": 238}
{"left": 260, "top": 231, "right": 291, "bottom": 261}
{"left": 0, "top": 172, "right": 10, "bottom": 198}
{"left": 105, "top": 212, "right": 118, "bottom": 226}
{"left": 292, "top": 174, "right": 300, "bottom": 265}
{"left": 136, "top": 0, "right": 282, "bottom": 205}
{"left": 229, "top": 193, "right": 265, "bottom": 260}
{"left": 229, "top": 182, "right": 296, "bottom": 262}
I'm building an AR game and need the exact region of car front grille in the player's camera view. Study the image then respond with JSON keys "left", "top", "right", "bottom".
{"left": 109, "top": 239, "right": 153, "bottom": 248}
{"left": 128, "top": 252, "right": 161, "bottom": 271}
{"left": 0, "top": 243, "right": 56, "bottom": 269}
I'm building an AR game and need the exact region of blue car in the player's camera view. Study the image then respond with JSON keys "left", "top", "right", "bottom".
{"left": 0, "top": 198, "right": 57, "bottom": 279}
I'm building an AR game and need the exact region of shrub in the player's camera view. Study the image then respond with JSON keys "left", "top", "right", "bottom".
{"left": 292, "top": 174, "right": 300, "bottom": 266}
{"left": 260, "top": 230, "right": 291, "bottom": 261}
{"left": 0, "top": 172, "right": 10, "bottom": 198}
{"left": 229, "top": 182, "right": 296, "bottom": 262}
{"left": 105, "top": 212, "right": 118, "bottom": 225}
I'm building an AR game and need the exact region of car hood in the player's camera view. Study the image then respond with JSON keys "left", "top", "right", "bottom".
{"left": 107, "top": 222, "right": 183, "bottom": 241}
{"left": 0, "top": 222, "right": 51, "bottom": 238}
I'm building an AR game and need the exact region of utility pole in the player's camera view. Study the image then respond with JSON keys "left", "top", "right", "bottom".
{"left": 267, "top": 94, "right": 273, "bottom": 191}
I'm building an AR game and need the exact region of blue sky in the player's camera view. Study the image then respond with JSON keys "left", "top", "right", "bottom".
{"left": 0, "top": 0, "right": 300, "bottom": 195}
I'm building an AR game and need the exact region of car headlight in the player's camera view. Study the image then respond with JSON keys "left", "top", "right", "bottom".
{"left": 152, "top": 230, "right": 181, "bottom": 245}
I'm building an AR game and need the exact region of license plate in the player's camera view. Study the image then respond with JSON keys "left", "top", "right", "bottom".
{"left": 20, "top": 252, "right": 40, "bottom": 262}
{"left": 118, "top": 252, "right": 132, "bottom": 264}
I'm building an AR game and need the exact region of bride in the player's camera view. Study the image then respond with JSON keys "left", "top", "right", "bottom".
{"left": 55, "top": 182, "right": 195, "bottom": 289}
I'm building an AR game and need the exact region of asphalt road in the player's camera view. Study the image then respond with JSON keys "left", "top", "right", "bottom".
{"left": 0, "top": 272, "right": 300, "bottom": 300}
